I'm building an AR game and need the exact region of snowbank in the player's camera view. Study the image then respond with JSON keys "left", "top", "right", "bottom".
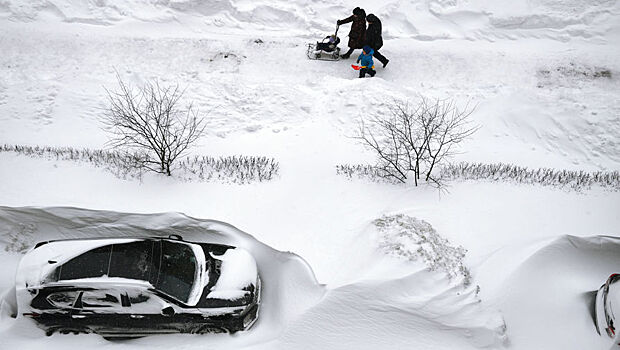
{"left": 0, "top": 206, "right": 509, "bottom": 349}
{"left": 0, "top": 206, "right": 325, "bottom": 349}
{"left": 1, "top": 0, "right": 618, "bottom": 41}
{"left": 478, "top": 235, "right": 620, "bottom": 350}
{"left": 278, "top": 214, "right": 507, "bottom": 350}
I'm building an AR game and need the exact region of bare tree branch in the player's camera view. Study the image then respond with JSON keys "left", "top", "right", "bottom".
{"left": 356, "top": 98, "right": 478, "bottom": 187}
{"left": 101, "top": 74, "right": 207, "bottom": 176}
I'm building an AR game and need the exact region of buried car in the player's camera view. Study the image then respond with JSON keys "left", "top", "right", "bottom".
{"left": 595, "top": 273, "right": 620, "bottom": 342}
{"left": 15, "top": 235, "right": 260, "bottom": 337}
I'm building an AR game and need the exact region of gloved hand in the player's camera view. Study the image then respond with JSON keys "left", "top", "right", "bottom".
{"left": 337, "top": 20, "right": 342, "bottom": 25}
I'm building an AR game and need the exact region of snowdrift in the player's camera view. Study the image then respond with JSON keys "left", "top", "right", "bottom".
{"left": 6, "top": 209, "right": 615, "bottom": 350}
{"left": 478, "top": 235, "right": 620, "bottom": 350}
{"left": 277, "top": 214, "right": 507, "bottom": 350}
{"left": 0, "top": 206, "right": 325, "bottom": 349}
{"left": 1, "top": 0, "right": 618, "bottom": 41}
{"left": 0, "top": 207, "right": 510, "bottom": 349}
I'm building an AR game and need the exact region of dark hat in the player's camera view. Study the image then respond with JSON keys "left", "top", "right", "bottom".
{"left": 353, "top": 7, "right": 365, "bottom": 17}
{"left": 363, "top": 45, "right": 372, "bottom": 53}
{"left": 366, "top": 14, "right": 379, "bottom": 23}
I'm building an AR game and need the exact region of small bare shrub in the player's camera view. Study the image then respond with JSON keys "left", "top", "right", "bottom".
{"left": 357, "top": 98, "right": 478, "bottom": 187}
{"left": 335, "top": 164, "right": 398, "bottom": 183}
{"left": 1, "top": 144, "right": 145, "bottom": 179}
{"left": 177, "top": 155, "right": 279, "bottom": 184}
{"left": 440, "top": 162, "right": 620, "bottom": 191}
{"left": 1, "top": 144, "right": 279, "bottom": 184}
{"left": 102, "top": 75, "right": 206, "bottom": 176}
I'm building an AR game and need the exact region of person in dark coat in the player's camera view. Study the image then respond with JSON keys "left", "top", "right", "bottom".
{"left": 365, "top": 14, "right": 389, "bottom": 68}
{"left": 337, "top": 7, "right": 366, "bottom": 59}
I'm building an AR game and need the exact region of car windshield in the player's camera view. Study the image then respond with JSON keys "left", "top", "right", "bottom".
{"left": 154, "top": 240, "right": 205, "bottom": 305}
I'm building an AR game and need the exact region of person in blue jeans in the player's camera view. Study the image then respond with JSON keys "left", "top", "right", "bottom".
{"left": 357, "top": 45, "right": 376, "bottom": 78}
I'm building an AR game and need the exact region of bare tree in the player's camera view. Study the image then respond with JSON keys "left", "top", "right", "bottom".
{"left": 102, "top": 75, "right": 206, "bottom": 176}
{"left": 357, "top": 98, "right": 478, "bottom": 187}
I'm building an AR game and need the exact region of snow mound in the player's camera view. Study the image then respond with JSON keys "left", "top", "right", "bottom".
{"left": 388, "top": 0, "right": 619, "bottom": 41}
{"left": 279, "top": 269, "right": 507, "bottom": 350}
{"left": 373, "top": 214, "right": 472, "bottom": 284}
{"left": 0, "top": 207, "right": 509, "bottom": 349}
{"left": 0, "top": 0, "right": 311, "bottom": 32}
{"left": 1, "top": 0, "right": 618, "bottom": 41}
{"left": 278, "top": 214, "right": 507, "bottom": 350}
{"left": 0, "top": 206, "right": 325, "bottom": 348}
{"left": 278, "top": 214, "right": 507, "bottom": 349}
{"left": 483, "top": 235, "right": 620, "bottom": 350}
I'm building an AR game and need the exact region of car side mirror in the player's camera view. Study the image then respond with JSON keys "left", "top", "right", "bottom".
{"left": 161, "top": 306, "right": 175, "bottom": 317}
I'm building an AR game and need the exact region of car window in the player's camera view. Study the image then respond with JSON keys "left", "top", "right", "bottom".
{"left": 57, "top": 245, "right": 112, "bottom": 281}
{"left": 121, "top": 289, "right": 169, "bottom": 314}
{"left": 80, "top": 291, "right": 121, "bottom": 308}
{"left": 155, "top": 241, "right": 197, "bottom": 304}
{"left": 109, "top": 241, "right": 155, "bottom": 281}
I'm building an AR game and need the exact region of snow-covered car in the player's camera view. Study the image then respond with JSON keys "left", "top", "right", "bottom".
{"left": 15, "top": 235, "right": 260, "bottom": 337}
{"left": 595, "top": 273, "right": 620, "bottom": 341}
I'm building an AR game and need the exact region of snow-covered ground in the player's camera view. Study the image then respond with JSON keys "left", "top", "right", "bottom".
{"left": 1, "top": 0, "right": 619, "bottom": 349}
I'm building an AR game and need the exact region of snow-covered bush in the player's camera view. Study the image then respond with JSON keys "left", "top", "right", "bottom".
{"left": 337, "top": 160, "right": 620, "bottom": 192}
{"left": 537, "top": 62, "right": 612, "bottom": 88}
{"left": 1, "top": 144, "right": 144, "bottom": 180}
{"left": 373, "top": 214, "right": 472, "bottom": 286}
{"left": 177, "top": 155, "right": 279, "bottom": 184}
{"left": 441, "top": 162, "right": 620, "bottom": 191}
{"left": 335, "top": 164, "right": 399, "bottom": 184}
{"left": 1, "top": 144, "right": 279, "bottom": 184}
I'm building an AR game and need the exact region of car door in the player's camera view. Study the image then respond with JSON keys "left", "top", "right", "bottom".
{"left": 118, "top": 286, "right": 186, "bottom": 334}
{"left": 69, "top": 289, "right": 125, "bottom": 333}
{"left": 69, "top": 286, "right": 187, "bottom": 335}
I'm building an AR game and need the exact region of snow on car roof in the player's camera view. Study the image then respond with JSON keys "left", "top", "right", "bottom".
{"left": 44, "top": 276, "right": 154, "bottom": 288}
{"left": 17, "top": 238, "right": 140, "bottom": 289}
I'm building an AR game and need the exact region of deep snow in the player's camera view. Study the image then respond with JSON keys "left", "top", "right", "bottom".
{"left": 1, "top": 0, "right": 620, "bottom": 349}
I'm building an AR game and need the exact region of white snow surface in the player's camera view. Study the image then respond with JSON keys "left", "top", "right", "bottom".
{"left": 211, "top": 247, "right": 258, "bottom": 292}
{"left": 0, "top": 0, "right": 619, "bottom": 349}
